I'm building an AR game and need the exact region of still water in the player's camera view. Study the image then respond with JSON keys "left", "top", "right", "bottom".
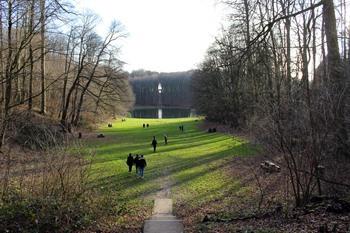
{"left": 131, "top": 107, "right": 194, "bottom": 118}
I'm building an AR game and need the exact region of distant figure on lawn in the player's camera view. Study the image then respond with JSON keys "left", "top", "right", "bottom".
{"left": 143, "top": 123, "right": 145, "bottom": 128}
{"left": 151, "top": 136, "right": 158, "bottom": 152}
{"left": 164, "top": 134, "right": 168, "bottom": 145}
{"left": 138, "top": 155, "right": 147, "bottom": 178}
{"left": 126, "top": 153, "right": 134, "bottom": 172}
{"left": 134, "top": 154, "right": 140, "bottom": 174}
{"left": 179, "top": 125, "right": 184, "bottom": 132}
{"left": 147, "top": 123, "right": 149, "bottom": 128}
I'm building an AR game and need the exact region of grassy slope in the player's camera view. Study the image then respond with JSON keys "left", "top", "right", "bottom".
{"left": 86, "top": 118, "right": 257, "bottom": 231}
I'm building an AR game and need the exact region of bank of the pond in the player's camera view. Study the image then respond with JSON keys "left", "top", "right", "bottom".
{"left": 130, "top": 107, "right": 196, "bottom": 118}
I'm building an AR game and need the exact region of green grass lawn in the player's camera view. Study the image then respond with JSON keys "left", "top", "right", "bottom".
{"left": 85, "top": 117, "right": 257, "bottom": 231}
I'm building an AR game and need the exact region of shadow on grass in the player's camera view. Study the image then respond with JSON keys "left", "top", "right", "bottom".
{"left": 84, "top": 117, "right": 257, "bottom": 223}
{"left": 91, "top": 133, "right": 231, "bottom": 164}
{"left": 90, "top": 142, "right": 255, "bottom": 202}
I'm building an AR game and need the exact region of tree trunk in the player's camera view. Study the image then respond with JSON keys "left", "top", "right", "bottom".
{"left": 285, "top": 16, "right": 291, "bottom": 97}
{"left": 321, "top": 17, "right": 327, "bottom": 85}
{"left": 73, "top": 74, "right": 93, "bottom": 126}
{"left": 1, "top": 0, "right": 13, "bottom": 148}
{"left": 40, "top": 0, "right": 46, "bottom": 114}
{"left": 61, "top": 74, "right": 81, "bottom": 126}
{"left": 348, "top": 29, "right": 350, "bottom": 62}
{"left": 323, "top": 0, "right": 341, "bottom": 77}
{"left": 60, "top": 48, "right": 86, "bottom": 126}
{"left": 59, "top": 29, "right": 74, "bottom": 118}
{"left": 322, "top": 0, "right": 349, "bottom": 156}
{"left": 28, "top": 0, "right": 35, "bottom": 111}
{"left": 0, "top": 1, "right": 4, "bottom": 103}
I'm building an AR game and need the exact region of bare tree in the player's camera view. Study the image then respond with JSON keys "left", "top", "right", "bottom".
{"left": 0, "top": 1, "right": 133, "bottom": 147}
{"left": 193, "top": 0, "right": 350, "bottom": 206}
{"left": 40, "top": 0, "right": 46, "bottom": 114}
{"left": 72, "top": 21, "right": 125, "bottom": 126}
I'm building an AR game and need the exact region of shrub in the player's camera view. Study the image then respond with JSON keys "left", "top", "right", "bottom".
{"left": 0, "top": 144, "right": 95, "bottom": 233}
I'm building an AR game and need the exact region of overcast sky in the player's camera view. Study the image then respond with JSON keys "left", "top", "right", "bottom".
{"left": 75, "top": 0, "right": 226, "bottom": 72}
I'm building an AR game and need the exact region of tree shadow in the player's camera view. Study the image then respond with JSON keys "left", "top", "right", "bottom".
{"left": 89, "top": 142, "right": 255, "bottom": 202}
{"left": 91, "top": 133, "right": 230, "bottom": 164}
{"left": 85, "top": 118, "right": 257, "bottom": 215}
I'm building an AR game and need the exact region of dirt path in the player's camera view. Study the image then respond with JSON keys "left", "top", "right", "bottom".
{"left": 142, "top": 168, "right": 172, "bottom": 200}
{"left": 156, "top": 168, "right": 172, "bottom": 198}
{"left": 143, "top": 168, "right": 184, "bottom": 233}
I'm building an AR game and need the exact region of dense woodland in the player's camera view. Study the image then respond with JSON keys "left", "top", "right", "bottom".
{"left": 130, "top": 70, "right": 193, "bottom": 108}
{"left": 0, "top": 0, "right": 134, "bottom": 147}
{"left": 192, "top": 0, "right": 350, "bottom": 206}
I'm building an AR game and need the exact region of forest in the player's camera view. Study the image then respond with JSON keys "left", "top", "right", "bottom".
{"left": 0, "top": 1, "right": 136, "bottom": 231}
{"left": 130, "top": 70, "right": 193, "bottom": 108}
{"left": 192, "top": 0, "right": 350, "bottom": 206}
{"left": 0, "top": 0, "right": 134, "bottom": 147}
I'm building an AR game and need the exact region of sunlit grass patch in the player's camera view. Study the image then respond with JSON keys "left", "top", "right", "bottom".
{"left": 82, "top": 117, "right": 257, "bottom": 231}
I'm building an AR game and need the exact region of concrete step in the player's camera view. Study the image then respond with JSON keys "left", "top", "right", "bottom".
{"left": 144, "top": 197, "right": 183, "bottom": 233}
{"left": 143, "top": 219, "right": 184, "bottom": 233}
{"left": 153, "top": 198, "right": 173, "bottom": 215}
{"left": 151, "top": 214, "right": 178, "bottom": 220}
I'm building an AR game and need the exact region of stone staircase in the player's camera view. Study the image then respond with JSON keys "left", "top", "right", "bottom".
{"left": 143, "top": 198, "right": 184, "bottom": 233}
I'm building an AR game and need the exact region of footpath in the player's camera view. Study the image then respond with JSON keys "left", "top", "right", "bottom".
{"left": 143, "top": 172, "right": 183, "bottom": 233}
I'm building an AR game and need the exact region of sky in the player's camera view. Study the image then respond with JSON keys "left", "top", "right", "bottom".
{"left": 75, "top": 0, "right": 226, "bottom": 73}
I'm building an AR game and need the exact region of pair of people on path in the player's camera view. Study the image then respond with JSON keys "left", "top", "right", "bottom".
{"left": 127, "top": 153, "right": 147, "bottom": 178}
{"left": 179, "top": 125, "right": 184, "bottom": 132}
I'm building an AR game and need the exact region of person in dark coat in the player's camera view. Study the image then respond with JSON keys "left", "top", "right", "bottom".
{"left": 134, "top": 154, "right": 140, "bottom": 174}
{"left": 164, "top": 134, "right": 168, "bottom": 145}
{"left": 138, "top": 155, "right": 147, "bottom": 178}
{"left": 126, "top": 153, "right": 134, "bottom": 172}
{"left": 146, "top": 123, "right": 149, "bottom": 128}
{"left": 143, "top": 123, "right": 145, "bottom": 128}
{"left": 151, "top": 136, "right": 157, "bottom": 152}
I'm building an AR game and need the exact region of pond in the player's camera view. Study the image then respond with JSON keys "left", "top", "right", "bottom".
{"left": 131, "top": 107, "right": 195, "bottom": 118}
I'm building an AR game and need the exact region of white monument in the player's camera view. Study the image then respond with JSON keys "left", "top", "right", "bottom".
{"left": 158, "top": 82, "right": 162, "bottom": 119}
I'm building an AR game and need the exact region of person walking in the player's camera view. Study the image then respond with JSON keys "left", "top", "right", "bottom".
{"left": 164, "top": 134, "right": 168, "bottom": 145}
{"left": 134, "top": 154, "right": 140, "bottom": 174}
{"left": 151, "top": 136, "right": 158, "bottom": 152}
{"left": 126, "top": 153, "right": 134, "bottom": 172}
{"left": 138, "top": 155, "right": 147, "bottom": 178}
